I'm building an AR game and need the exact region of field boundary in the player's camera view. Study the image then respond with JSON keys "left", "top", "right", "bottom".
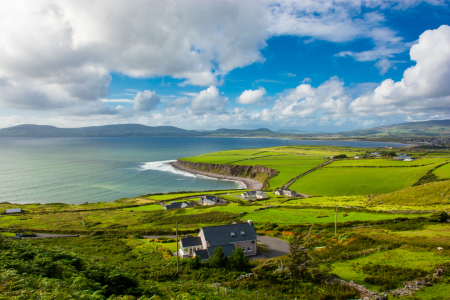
{"left": 412, "top": 161, "right": 450, "bottom": 186}
{"left": 283, "top": 159, "right": 333, "bottom": 188}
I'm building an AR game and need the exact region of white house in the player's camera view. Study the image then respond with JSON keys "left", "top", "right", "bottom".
{"left": 241, "top": 190, "right": 268, "bottom": 200}
{"left": 274, "top": 188, "right": 299, "bottom": 197}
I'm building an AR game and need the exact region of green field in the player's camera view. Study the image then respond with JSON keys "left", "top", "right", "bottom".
{"left": 230, "top": 157, "right": 326, "bottom": 166}
{"left": 332, "top": 248, "right": 450, "bottom": 290}
{"left": 123, "top": 204, "right": 165, "bottom": 211}
{"left": 269, "top": 165, "right": 319, "bottom": 188}
{"left": 289, "top": 164, "right": 436, "bottom": 196}
{"left": 369, "top": 180, "right": 450, "bottom": 207}
{"left": 328, "top": 157, "right": 449, "bottom": 167}
{"left": 433, "top": 162, "right": 450, "bottom": 179}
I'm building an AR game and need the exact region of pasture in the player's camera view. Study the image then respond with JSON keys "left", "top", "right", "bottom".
{"left": 332, "top": 248, "right": 450, "bottom": 291}
{"left": 433, "top": 162, "right": 450, "bottom": 179}
{"left": 328, "top": 157, "right": 449, "bottom": 167}
{"left": 289, "top": 164, "right": 436, "bottom": 196}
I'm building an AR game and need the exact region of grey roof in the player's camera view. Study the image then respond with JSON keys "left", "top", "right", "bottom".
{"left": 201, "top": 199, "right": 217, "bottom": 205}
{"left": 5, "top": 208, "right": 22, "bottom": 214}
{"left": 165, "top": 202, "right": 193, "bottom": 209}
{"left": 180, "top": 236, "right": 202, "bottom": 247}
{"left": 242, "top": 191, "right": 267, "bottom": 197}
{"left": 194, "top": 249, "right": 209, "bottom": 261}
{"left": 201, "top": 195, "right": 218, "bottom": 202}
{"left": 202, "top": 223, "right": 257, "bottom": 247}
{"left": 207, "top": 244, "right": 236, "bottom": 258}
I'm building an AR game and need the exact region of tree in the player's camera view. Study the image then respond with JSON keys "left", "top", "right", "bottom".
{"left": 286, "top": 233, "right": 322, "bottom": 282}
{"left": 188, "top": 255, "right": 202, "bottom": 270}
{"left": 229, "top": 246, "right": 250, "bottom": 271}
{"left": 208, "top": 247, "right": 228, "bottom": 268}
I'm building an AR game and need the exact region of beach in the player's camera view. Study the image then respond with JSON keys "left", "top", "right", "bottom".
{"left": 170, "top": 161, "right": 262, "bottom": 190}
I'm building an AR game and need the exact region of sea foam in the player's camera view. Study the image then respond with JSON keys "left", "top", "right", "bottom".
{"left": 138, "top": 160, "right": 246, "bottom": 189}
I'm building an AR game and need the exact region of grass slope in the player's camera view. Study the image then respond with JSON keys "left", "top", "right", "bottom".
{"left": 433, "top": 163, "right": 450, "bottom": 179}
{"left": 369, "top": 180, "right": 450, "bottom": 206}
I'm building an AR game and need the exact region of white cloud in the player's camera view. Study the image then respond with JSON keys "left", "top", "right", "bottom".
{"left": 350, "top": 25, "right": 450, "bottom": 116}
{"left": 189, "top": 86, "right": 228, "bottom": 115}
{"left": 101, "top": 99, "right": 134, "bottom": 103}
{"left": 165, "top": 96, "right": 191, "bottom": 108}
{"left": 237, "top": 87, "right": 267, "bottom": 104}
{"left": 132, "top": 90, "right": 161, "bottom": 111}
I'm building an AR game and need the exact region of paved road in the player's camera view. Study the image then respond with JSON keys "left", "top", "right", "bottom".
{"left": 257, "top": 236, "right": 290, "bottom": 258}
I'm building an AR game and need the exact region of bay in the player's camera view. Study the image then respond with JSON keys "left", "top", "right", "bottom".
{"left": 0, "top": 137, "right": 407, "bottom": 204}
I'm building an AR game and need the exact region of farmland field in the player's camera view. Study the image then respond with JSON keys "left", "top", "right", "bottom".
{"left": 332, "top": 248, "right": 450, "bottom": 291}
{"left": 289, "top": 164, "right": 436, "bottom": 196}
{"left": 268, "top": 165, "right": 320, "bottom": 188}
{"left": 433, "top": 162, "right": 450, "bottom": 179}
{"left": 328, "top": 157, "right": 449, "bottom": 167}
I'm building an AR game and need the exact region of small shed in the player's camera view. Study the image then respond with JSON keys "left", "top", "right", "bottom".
{"left": 5, "top": 208, "right": 22, "bottom": 214}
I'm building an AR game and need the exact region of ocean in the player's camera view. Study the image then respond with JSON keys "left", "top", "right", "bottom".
{"left": 0, "top": 137, "right": 408, "bottom": 205}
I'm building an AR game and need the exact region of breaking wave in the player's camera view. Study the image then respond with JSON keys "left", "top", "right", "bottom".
{"left": 137, "top": 160, "right": 246, "bottom": 189}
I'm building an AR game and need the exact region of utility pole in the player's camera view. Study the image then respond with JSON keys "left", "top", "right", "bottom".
{"left": 335, "top": 206, "right": 337, "bottom": 236}
{"left": 176, "top": 221, "right": 179, "bottom": 273}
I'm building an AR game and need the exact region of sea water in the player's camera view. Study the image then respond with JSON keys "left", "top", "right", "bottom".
{"left": 0, "top": 136, "right": 407, "bottom": 204}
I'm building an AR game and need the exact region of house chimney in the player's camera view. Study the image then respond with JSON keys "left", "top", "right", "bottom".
{"left": 248, "top": 220, "right": 253, "bottom": 225}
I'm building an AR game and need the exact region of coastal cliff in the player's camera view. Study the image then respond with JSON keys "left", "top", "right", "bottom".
{"left": 175, "top": 159, "right": 279, "bottom": 189}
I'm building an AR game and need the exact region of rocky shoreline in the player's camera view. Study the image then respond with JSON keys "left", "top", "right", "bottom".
{"left": 170, "top": 161, "right": 263, "bottom": 190}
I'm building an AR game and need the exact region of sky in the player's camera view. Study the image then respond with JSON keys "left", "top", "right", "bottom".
{"left": 0, "top": 0, "right": 449, "bottom": 132}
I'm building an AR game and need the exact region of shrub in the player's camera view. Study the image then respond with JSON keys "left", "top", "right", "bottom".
{"left": 429, "top": 211, "right": 449, "bottom": 223}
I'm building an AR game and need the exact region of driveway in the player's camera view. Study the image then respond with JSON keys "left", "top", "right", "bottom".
{"left": 256, "top": 236, "right": 290, "bottom": 259}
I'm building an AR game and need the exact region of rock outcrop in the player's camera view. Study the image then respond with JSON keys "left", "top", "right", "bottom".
{"left": 176, "top": 159, "right": 279, "bottom": 189}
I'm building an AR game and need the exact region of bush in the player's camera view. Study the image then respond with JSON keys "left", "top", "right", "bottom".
{"left": 208, "top": 247, "right": 228, "bottom": 268}
{"left": 429, "top": 211, "right": 449, "bottom": 223}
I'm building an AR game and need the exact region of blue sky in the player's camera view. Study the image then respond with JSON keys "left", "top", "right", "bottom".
{"left": 1, "top": 0, "right": 449, "bottom": 132}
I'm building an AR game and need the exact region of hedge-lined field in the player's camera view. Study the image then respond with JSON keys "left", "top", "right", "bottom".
{"left": 289, "top": 164, "right": 436, "bottom": 196}
{"left": 328, "top": 157, "right": 449, "bottom": 167}
{"left": 433, "top": 162, "right": 450, "bottom": 179}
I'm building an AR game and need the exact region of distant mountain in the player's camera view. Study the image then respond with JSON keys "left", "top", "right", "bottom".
{"left": 0, "top": 124, "right": 281, "bottom": 138}
{"left": 2, "top": 120, "right": 449, "bottom": 138}
{"left": 0, "top": 124, "right": 202, "bottom": 137}
{"left": 339, "top": 119, "right": 450, "bottom": 137}
{"left": 208, "top": 128, "right": 279, "bottom": 136}
{"left": 276, "top": 129, "right": 316, "bottom": 134}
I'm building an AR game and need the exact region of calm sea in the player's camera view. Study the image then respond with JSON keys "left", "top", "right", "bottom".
{"left": 0, "top": 137, "right": 408, "bottom": 204}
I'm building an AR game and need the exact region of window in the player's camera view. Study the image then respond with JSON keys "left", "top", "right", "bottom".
{"left": 240, "top": 231, "right": 245, "bottom": 235}
{"left": 230, "top": 232, "right": 235, "bottom": 237}
{"left": 247, "top": 246, "right": 252, "bottom": 252}
{"left": 241, "top": 246, "right": 246, "bottom": 252}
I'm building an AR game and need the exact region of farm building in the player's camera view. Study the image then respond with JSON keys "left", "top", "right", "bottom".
{"left": 199, "top": 195, "right": 220, "bottom": 205}
{"left": 241, "top": 190, "right": 268, "bottom": 200}
{"left": 164, "top": 201, "right": 193, "bottom": 210}
{"left": 274, "top": 189, "right": 299, "bottom": 197}
{"left": 179, "top": 221, "right": 257, "bottom": 260}
{"left": 394, "top": 155, "right": 414, "bottom": 161}
{"left": 5, "top": 208, "right": 22, "bottom": 214}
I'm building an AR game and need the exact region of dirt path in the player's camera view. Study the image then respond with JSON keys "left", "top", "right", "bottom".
{"left": 170, "top": 161, "right": 262, "bottom": 190}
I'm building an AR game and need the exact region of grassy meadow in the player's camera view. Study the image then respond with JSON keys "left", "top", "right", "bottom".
{"left": 289, "top": 164, "right": 438, "bottom": 196}
{"left": 433, "top": 162, "right": 450, "bottom": 179}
